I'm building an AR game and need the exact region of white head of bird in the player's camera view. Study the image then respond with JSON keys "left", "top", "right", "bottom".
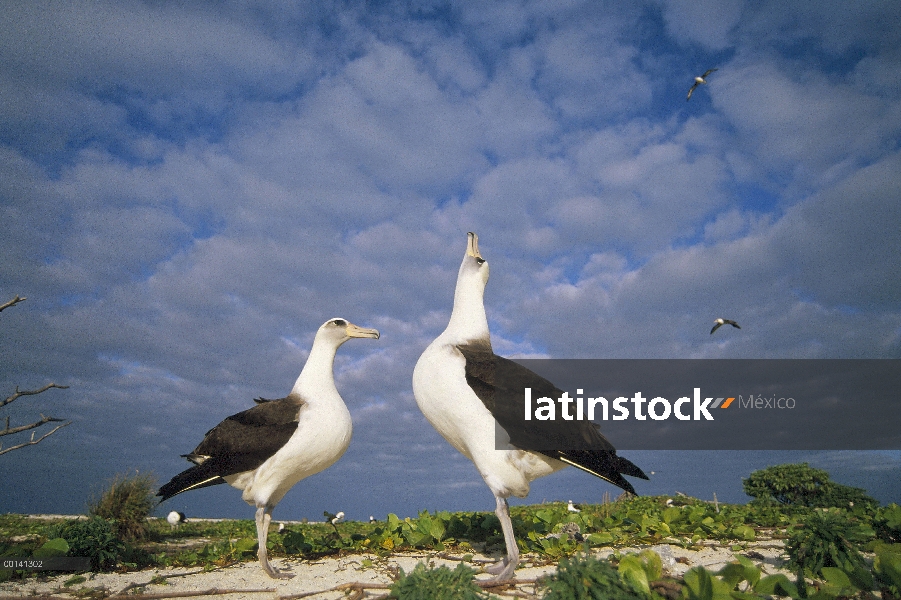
{"left": 292, "top": 319, "right": 380, "bottom": 394}
{"left": 443, "top": 232, "right": 490, "bottom": 345}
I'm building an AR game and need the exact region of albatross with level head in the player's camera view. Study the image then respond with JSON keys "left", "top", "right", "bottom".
{"left": 158, "top": 318, "right": 379, "bottom": 579}
{"left": 687, "top": 68, "right": 718, "bottom": 100}
{"left": 710, "top": 318, "right": 741, "bottom": 334}
{"left": 412, "top": 232, "right": 647, "bottom": 581}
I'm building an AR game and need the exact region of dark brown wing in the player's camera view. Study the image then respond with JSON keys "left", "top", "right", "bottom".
{"left": 457, "top": 343, "right": 647, "bottom": 493}
{"left": 158, "top": 396, "right": 304, "bottom": 501}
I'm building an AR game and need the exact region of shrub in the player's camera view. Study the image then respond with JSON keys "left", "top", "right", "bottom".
{"left": 47, "top": 516, "right": 124, "bottom": 571}
{"left": 89, "top": 471, "right": 156, "bottom": 541}
{"left": 389, "top": 562, "right": 486, "bottom": 600}
{"left": 875, "top": 504, "right": 901, "bottom": 544}
{"left": 742, "top": 463, "right": 877, "bottom": 508}
{"left": 541, "top": 554, "right": 647, "bottom": 600}
{"left": 784, "top": 510, "right": 872, "bottom": 578}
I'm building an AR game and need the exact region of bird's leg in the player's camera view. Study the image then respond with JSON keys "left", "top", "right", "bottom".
{"left": 486, "top": 496, "right": 519, "bottom": 581}
{"left": 256, "top": 505, "right": 294, "bottom": 579}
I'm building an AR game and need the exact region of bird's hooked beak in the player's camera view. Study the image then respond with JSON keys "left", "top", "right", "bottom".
{"left": 467, "top": 231, "right": 482, "bottom": 260}
{"left": 345, "top": 322, "right": 380, "bottom": 339}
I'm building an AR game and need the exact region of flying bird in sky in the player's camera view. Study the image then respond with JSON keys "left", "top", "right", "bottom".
{"left": 157, "top": 318, "right": 379, "bottom": 579}
{"left": 710, "top": 318, "right": 741, "bottom": 334}
{"left": 687, "top": 68, "right": 718, "bottom": 100}
{"left": 412, "top": 232, "right": 647, "bottom": 581}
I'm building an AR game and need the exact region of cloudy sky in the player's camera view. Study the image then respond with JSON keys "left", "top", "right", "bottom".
{"left": 1, "top": 1, "right": 900, "bottom": 521}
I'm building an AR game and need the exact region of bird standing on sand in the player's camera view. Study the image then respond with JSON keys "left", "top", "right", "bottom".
{"left": 157, "top": 318, "right": 379, "bottom": 579}
{"left": 412, "top": 232, "right": 647, "bottom": 581}
{"left": 687, "top": 68, "right": 718, "bottom": 100}
{"left": 710, "top": 318, "right": 741, "bottom": 334}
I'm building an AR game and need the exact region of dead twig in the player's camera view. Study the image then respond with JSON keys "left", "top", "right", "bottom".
{"left": 1, "top": 383, "right": 69, "bottom": 409}
{"left": 279, "top": 581, "right": 391, "bottom": 599}
{"left": 107, "top": 588, "right": 276, "bottom": 599}
{"left": 109, "top": 567, "right": 220, "bottom": 597}
{"left": 0, "top": 295, "right": 26, "bottom": 313}
{"left": 0, "top": 383, "right": 71, "bottom": 455}
{"left": 0, "top": 421, "right": 71, "bottom": 455}
{"left": 1, "top": 412, "right": 68, "bottom": 436}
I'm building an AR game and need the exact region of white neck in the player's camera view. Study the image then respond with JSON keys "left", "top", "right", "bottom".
{"left": 291, "top": 338, "right": 340, "bottom": 397}
{"left": 441, "top": 269, "right": 490, "bottom": 346}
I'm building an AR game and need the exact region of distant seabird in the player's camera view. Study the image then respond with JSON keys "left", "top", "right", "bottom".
{"left": 567, "top": 500, "right": 582, "bottom": 513}
{"left": 158, "top": 318, "right": 379, "bottom": 579}
{"left": 412, "top": 232, "right": 647, "bottom": 581}
{"left": 166, "top": 510, "right": 187, "bottom": 529}
{"left": 710, "top": 318, "right": 741, "bottom": 334}
{"left": 324, "top": 510, "right": 345, "bottom": 535}
{"left": 369, "top": 515, "right": 376, "bottom": 524}
{"left": 687, "top": 68, "right": 718, "bottom": 100}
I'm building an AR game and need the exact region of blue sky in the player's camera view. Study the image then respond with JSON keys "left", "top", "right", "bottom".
{"left": 1, "top": 1, "right": 900, "bottom": 521}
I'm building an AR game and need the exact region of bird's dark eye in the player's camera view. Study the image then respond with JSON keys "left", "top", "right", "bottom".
{"left": 476, "top": 257, "right": 485, "bottom": 265}
{"left": 332, "top": 319, "right": 347, "bottom": 327}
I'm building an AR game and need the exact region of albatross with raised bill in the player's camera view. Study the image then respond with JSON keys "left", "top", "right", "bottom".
{"left": 412, "top": 232, "right": 648, "bottom": 581}
{"left": 710, "top": 318, "right": 741, "bottom": 334}
{"left": 157, "top": 318, "right": 379, "bottom": 579}
{"left": 687, "top": 68, "right": 718, "bottom": 100}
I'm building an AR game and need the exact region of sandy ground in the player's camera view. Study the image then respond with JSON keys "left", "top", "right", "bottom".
{"left": 2, "top": 516, "right": 794, "bottom": 598}
{"left": 0, "top": 534, "right": 792, "bottom": 599}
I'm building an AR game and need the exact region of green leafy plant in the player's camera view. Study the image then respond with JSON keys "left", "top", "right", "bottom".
{"left": 47, "top": 516, "right": 125, "bottom": 571}
{"left": 873, "top": 543, "right": 901, "bottom": 599}
{"left": 743, "top": 463, "right": 877, "bottom": 508}
{"left": 89, "top": 471, "right": 156, "bottom": 541}
{"left": 617, "top": 549, "right": 662, "bottom": 596}
{"left": 541, "top": 553, "right": 647, "bottom": 599}
{"left": 875, "top": 504, "right": 901, "bottom": 544}
{"left": 389, "top": 562, "right": 486, "bottom": 600}
{"left": 785, "top": 508, "right": 874, "bottom": 597}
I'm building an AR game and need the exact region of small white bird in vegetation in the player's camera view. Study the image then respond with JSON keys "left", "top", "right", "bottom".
{"left": 687, "top": 68, "right": 718, "bottom": 100}
{"left": 567, "top": 500, "right": 582, "bottom": 513}
{"left": 710, "top": 318, "right": 741, "bottom": 334}
{"left": 166, "top": 511, "right": 187, "bottom": 529}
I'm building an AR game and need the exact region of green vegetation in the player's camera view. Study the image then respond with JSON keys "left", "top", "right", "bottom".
{"left": 1, "top": 463, "right": 900, "bottom": 599}
{"left": 785, "top": 509, "right": 872, "bottom": 577}
{"left": 390, "top": 563, "right": 486, "bottom": 599}
{"left": 542, "top": 552, "right": 647, "bottom": 599}
{"left": 742, "top": 462, "right": 879, "bottom": 509}
{"left": 88, "top": 471, "right": 157, "bottom": 541}
{"left": 45, "top": 516, "right": 125, "bottom": 571}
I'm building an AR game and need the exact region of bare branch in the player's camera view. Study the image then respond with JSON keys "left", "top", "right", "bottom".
{"left": 2, "top": 383, "right": 70, "bottom": 409}
{"left": 0, "top": 421, "right": 70, "bottom": 456}
{"left": 1, "top": 413, "right": 68, "bottom": 437}
{"left": 1, "top": 296, "right": 71, "bottom": 456}
{"left": 0, "top": 295, "right": 26, "bottom": 313}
